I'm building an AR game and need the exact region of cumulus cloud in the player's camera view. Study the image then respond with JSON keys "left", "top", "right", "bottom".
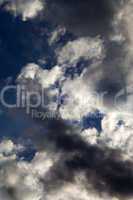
{"left": 13, "top": 57, "right": 133, "bottom": 200}
{"left": 0, "top": 140, "right": 15, "bottom": 155}
{"left": 17, "top": 61, "right": 106, "bottom": 121}
{"left": 16, "top": 117, "right": 133, "bottom": 200}
{"left": 51, "top": 29, "right": 130, "bottom": 117}
{"left": 57, "top": 37, "right": 105, "bottom": 67}
{"left": 1, "top": 0, "right": 44, "bottom": 20}
{"left": 17, "top": 63, "right": 63, "bottom": 115}
{"left": 1, "top": 1, "right": 133, "bottom": 199}
{"left": 0, "top": 140, "right": 44, "bottom": 200}
{"left": 45, "top": 0, "right": 133, "bottom": 113}
{"left": 0, "top": 139, "right": 64, "bottom": 200}
{"left": 18, "top": 63, "right": 63, "bottom": 89}
{"left": 59, "top": 76, "right": 101, "bottom": 120}
{"left": 2, "top": 108, "right": 133, "bottom": 200}
{"left": 99, "top": 112, "right": 133, "bottom": 158}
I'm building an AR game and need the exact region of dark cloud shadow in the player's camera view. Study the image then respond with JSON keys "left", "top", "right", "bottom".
{"left": 46, "top": 0, "right": 122, "bottom": 37}
{"left": 25, "top": 113, "right": 133, "bottom": 199}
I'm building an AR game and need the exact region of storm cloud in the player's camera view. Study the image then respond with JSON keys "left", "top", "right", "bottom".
{"left": 25, "top": 114, "right": 133, "bottom": 199}
{"left": 1, "top": 1, "right": 133, "bottom": 199}
{"left": 45, "top": 0, "right": 123, "bottom": 37}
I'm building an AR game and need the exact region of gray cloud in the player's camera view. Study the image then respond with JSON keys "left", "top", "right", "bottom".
{"left": 45, "top": 0, "right": 123, "bottom": 37}
{"left": 25, "top": 114, "right": 133, "bottom": 199}
{"left": 0, "top": 1, "right": 133, "bottom": 199}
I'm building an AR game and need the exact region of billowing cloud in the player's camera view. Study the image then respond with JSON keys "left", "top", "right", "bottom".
{"left": 0, "top": 0, "right": 44, "bottom": 20}
{"left": 13, "top": 57, "right": 133, "bottom": 200}
{"left": 100, "top": 112, "right": 133, "bottom": 158}
{"left": 1, "top": 1, "right": 133, "bottom": 200}
{"left": 59, "top": 76, "right": 100, "bottom": 120}
{"left": 2, "top": 99, "right": 133, "bottom": 200}
{"left": 17, "top": 63, "right": 63, "bottom": 115}
{"left": 45, "top": 0, "right": 133, "bottom": 113}
{"left": 18, "top": 63, "right": 63, "bottom": 89}
{"left": 0, "top": 140, "right": 45, "bottom": 200}
{"left": 57, "top": 37, "right": 105, "bottom": 67}
{"left": 2, "top": 117, "right": 133, "bottom": 200}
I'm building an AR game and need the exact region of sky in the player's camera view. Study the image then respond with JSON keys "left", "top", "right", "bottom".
{"left": 0, "top": 0, "right": 133, "bottom": 200}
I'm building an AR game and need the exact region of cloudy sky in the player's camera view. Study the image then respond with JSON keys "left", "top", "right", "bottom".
{"left": 1, "top": 0, "right": 133, "bottom": 200}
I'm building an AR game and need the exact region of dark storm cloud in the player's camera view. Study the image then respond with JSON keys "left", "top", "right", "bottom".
{"left": 6, "top": 73, "right": 133, "bottom": 198}
{"left": 45, "top": 0, "right": 123, "bottom": 37}
{"left": 25, "top": 114, "right": 133, "bottom": 199}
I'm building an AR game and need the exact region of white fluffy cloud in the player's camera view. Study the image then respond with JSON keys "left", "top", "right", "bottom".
{"left": 59, "top": 76, "right": 102, "bottom": 120}
{"left": 99, "top": 112, "right": 133, "bottom": 158}
{"left": 0, "top": 139, "right": 100, "bottom": 200}
{"left": 2, "top": 0, "right": 44, "bottom": 20}
{"left": 0, "top": 140, "right": 15, "bottom": 155}
{"left": 0, "top": 139, "right": 51, "bottom": 200}
{"left": 0, "top": 140, "right": 24, "bottom": 165}
{"left": 17, "top": 63, "right": 63, "bottom": 114}
{"left": 57, "top": 37, "right": 105, "bottom": 67}
{"left": 18, "top": 63, "right": 63, "bottom": 89}
{"left": 17, "top": 61, "right": 106, "bottom": 121}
